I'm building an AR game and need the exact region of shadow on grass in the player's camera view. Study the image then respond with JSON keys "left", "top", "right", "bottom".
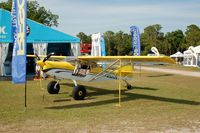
{"left": 57, "top": 83, "right": 158, "bottom": 97}
{"left": 60, "top": 82, "right": 74, "bottom": 87}
{"left": 46, "top": 85, "right": 200, "bottom": 110}
{"left": 132, "top": 86, "right": 158, "bottom": 91}
{"left": 86, "top": 86, "right": 158, "bottom": 97}
{"left": 148, "top": 74, "right": 174, "bottom": 78}
{"left": 0, "top": 76, "right": 12, "bottom": 81}
{"left": 53, "top": 98, "right": 71, "bottom": 102}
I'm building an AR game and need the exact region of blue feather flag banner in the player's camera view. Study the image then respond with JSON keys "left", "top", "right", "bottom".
{"left": 100, "top": 36, "right": 106, "bottom": 56}
{"left": 100, "top": 35, "right": 106, "bottom": 69}
{"left": 130, "top": 26, "right": 141, "bottom": 56}
{"left": 11, "top": 0, "right": 27, "bottom": 84}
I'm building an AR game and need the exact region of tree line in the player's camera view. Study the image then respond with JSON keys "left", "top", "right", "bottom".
{"left": 1, "top": 1, "right": 200, "bottom": 56}
{"left": 0, "top": 0, "right": 58, "bottom": 27}
{"left": 77, "top": 24, "right": 200, "bottom": 56}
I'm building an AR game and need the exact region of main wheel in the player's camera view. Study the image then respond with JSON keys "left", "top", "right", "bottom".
{"left": 47, "top": 81, "right": 60, "bottom": 94}
{"left": 72, "top": 85, "right": 86, "bottom": 100}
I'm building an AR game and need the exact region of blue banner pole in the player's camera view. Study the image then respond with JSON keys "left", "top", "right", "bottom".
{"left": 11, "top": 0, "right": 27, "bottom": 107}
{"left": 130, "top": 26, "right": 141, "bottom": 56}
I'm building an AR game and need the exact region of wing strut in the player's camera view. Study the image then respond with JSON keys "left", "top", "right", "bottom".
{"left": 117, "top": 59, "right": 122, "bottom": 107}
{"left": 88, "top": 59, "right": 120, "bottom": 82}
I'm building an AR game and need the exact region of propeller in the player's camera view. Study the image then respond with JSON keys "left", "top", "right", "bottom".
{"left": 34, "top": 53, "right": 55, "bottom": 79}
{"left": 43, "top": 52, "right": 55, "bottom": 62}
{"left": 35, "top": 53, "right": 40, "bottom": 60}
{"left": 34, "top": 53, "right": 55, "bottom": 102}
{"left": 34, "top": 53, "right": 55, "bottom": 74}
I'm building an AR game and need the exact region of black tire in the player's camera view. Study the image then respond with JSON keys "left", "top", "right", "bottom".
{"left": 47, "top": 81, "right": 60, "bottom": 94}
{"left": 72, "top": 85, "right": 86, "bottom": 100}
{"left": 127, "top": 84, "right": 132, "bottom": 90}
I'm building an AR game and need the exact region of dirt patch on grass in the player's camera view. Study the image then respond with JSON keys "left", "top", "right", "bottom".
{"left": 0, "top": 119, "right": 200, "bottom": 133}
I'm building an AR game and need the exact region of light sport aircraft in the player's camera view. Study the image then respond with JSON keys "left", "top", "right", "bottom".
{"left": 29, "top": 53, "right": 175, "bottom": 101}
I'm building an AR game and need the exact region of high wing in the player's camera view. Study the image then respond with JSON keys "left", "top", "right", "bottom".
{"left": 28, "top": 55, "right": 175, "bottom": 64}
{"left": 77, "top": 56, "right": 175, "bottom": 64}
{"left": 76, "top": 56, "right": 175, "bottom": 82}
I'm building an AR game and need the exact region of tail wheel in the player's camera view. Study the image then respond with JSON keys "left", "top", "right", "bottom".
{"left": 72, "top": 85, "right": 86, "bottom": 100}
{"left": 127, "top": 84, "right": 132, "bottom": 90}
{"left": 47, "top": 81, "right": 60, "bottom": 94}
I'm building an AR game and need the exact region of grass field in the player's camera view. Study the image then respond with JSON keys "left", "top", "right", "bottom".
{"left": 144, "top": 64, "right": 200, "bottom": 72}
{"left": 0, "top": 70, "right": 200, "bottom": 133}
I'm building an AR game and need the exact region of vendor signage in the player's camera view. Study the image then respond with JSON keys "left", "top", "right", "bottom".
{"left": 11, "top": 0, "right": 27, "bottom": 83}
{"left": 0, "top": 26, "right": 7, "bottom": 39}
{"left": 130, "top": 26, "right": 141, "bottom": 56}
{"left": 0, "top": 26, "right": 6, "bottom": 34}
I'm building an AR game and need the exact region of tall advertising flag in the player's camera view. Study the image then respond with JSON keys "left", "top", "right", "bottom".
{"left": 130, "top": 26, "right": 141, "bottom": 56}
{"left": 11, "top": 0, "right": 27, "bottom": 83}
{"left": 100, "top": 34, "right": 106, "bottom": 69}
{"left": 100, "top": 34, "right": 106, "bottom": 57}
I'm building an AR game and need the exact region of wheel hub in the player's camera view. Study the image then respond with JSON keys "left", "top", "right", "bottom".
{"left": 78, "top": 91, "right": 83, "bottom": 96}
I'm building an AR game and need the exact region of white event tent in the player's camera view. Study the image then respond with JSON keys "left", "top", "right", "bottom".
{"left": 170, "top": 51, "right": 184, "bottom": 64}
{"left": 170, "top": 51, "right": 184, "bottom": 58}
{"left": 183, "top": 45, "right": 200, "bottom": 67}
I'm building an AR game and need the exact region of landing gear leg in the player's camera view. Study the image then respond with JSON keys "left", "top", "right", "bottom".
{"left": 123, "top": 80, "right": 132, "bottom": 90}
{"left": 72, "top": 80, "right": 78, "bottom": 87}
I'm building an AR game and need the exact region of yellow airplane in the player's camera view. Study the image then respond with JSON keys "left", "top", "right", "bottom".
{"left": 29, "top": 53, "right": 175, "bottom": 101}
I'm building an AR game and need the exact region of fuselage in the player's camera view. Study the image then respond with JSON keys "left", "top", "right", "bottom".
{"left": 36, "top": 60, "right": 134, "bottom": 82}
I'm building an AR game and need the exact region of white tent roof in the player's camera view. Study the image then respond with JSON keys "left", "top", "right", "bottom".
{"left": 184, "top": 45, "right": 200, "bottom": 54}
{"left": 170, "top": 51, "right": 183, "bottom": 57}
{"left": 193, "top": 45, "right": 200, "bottom": 53}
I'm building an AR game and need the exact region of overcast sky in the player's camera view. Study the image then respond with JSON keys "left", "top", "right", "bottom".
{"left": 3, "top": 0, "right": 200, "bottom": 36}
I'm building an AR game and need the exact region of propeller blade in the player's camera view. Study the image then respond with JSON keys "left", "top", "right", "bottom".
{"left": 43, "top": 53, "right": 55, "bottom": 62}
{"left": 35, "top": 54, "right": 40, "bottom": 60}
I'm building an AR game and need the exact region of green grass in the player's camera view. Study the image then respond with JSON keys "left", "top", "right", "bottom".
{"left": 145, "top": 64, "right": 200, "bottom": 72}
{"left": 0, "top": 71, "right": 200, "bottom": 132}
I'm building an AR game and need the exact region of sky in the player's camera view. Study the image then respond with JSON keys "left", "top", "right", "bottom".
{"left": 2, "top": 0, "right": 200, "bottom": 36}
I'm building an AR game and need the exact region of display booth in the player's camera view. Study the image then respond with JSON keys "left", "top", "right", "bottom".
{"left": 0, "top": 9, "right": 80, "bottom": 76}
